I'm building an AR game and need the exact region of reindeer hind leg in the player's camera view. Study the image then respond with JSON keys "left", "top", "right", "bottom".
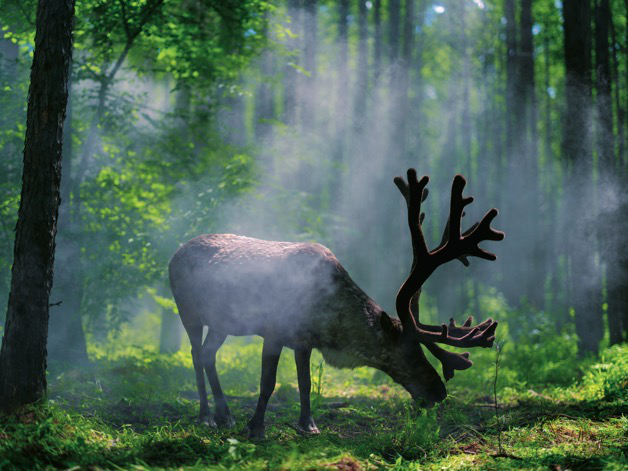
{"left": 202, "top": 331, "right": 235, "bottom": 427}
{"left": 183, "top": 321, "right": 216, "bottom": 427}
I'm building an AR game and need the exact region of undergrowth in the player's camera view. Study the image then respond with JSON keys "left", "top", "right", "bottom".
{"left": 0, "top": 332, "right": 626, "bottom": 470}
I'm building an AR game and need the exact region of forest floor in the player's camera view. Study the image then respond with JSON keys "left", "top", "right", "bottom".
{"left": 0, "top": 338, "right": 625, "bottom": 470}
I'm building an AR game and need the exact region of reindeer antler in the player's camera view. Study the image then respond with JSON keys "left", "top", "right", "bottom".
{"left": 394, "top": 169, "right": 505, "bottom": 379}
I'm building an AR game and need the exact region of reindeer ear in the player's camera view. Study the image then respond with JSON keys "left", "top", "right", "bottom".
{"left": 380, "top": 312, "right": 401, "bottom": 342}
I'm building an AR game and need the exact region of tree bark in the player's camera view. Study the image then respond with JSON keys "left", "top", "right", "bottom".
{"left": 609, "top": 9, "right": 624, "bottom": 164}
{"left": 504, "top": 0, "right": 518, "bottom": 154}
{"left": 373, "top": 0, "right": 382, "bottom": 80}
{"left": 595, "top": 0, "right": 612, "bottom": 169}
{"left": 301, "top": 0, "right": 317, "bottom": 130}
{"left": 597, "top": 0, "right": 626, "bottom": 345}
{"left": 388, "top": 0, "right": 400, "bottom": 63}
{"left": 158, "top": 279, "right": 182, "bottom": 354}
{"left": 0, "top": 0, "right": 75, "bottom": 412}
{"left": 329, "top": 0, "right": 350, "bottom": 208}
{"left": 283, "top": 0, "right": 300, "bottom": 125}
{"left": 562, "top": 0, "right": 603, "bottom": 355}
{"left": 255, "top": 13, "right": 274, "bottom": 141}
{"left": 395, "top": 0, "right": 414, "bottom": 162}
{"left": 353, "top": 0, "right": 368, "bottom": 131}
{"left": 159, "top": 309, "right": 182, "bottom": 354}
{"left": 519, "top": 0, "right": 544, "bottom": 309}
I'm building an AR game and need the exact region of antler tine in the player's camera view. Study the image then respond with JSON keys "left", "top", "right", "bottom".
{"left": 394, "top": 169, "right": 430, "bottom": 332}
{"left": 423, "top": 319, "right": 498, "bottom": 348}
{"left": 419, "top": 316, "right": 495, "bottom": 339}
{"left": 436, "top": 214, "right": 477, "bottom": 267}
{"left": 424, "top": 343, "right": 473, "bottom": 381}
{"left": 395, "top": 169, "right": 504, "bottom": 350}
{"left": 448, "top": 175, "right": 474, "bottom": 245}
{"left": 462, "top": 209, "right": 505, "bottom": 260}
{"left": 403, "top": 169, "right": 430, "bottom": 257}
{"left": 409, "top": 288, "right": 475, "bottom": 380}
{"left": 438, "top": 177, "right": 505, "bottom": 264}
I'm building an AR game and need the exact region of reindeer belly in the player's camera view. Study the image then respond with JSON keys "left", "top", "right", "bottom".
{"left": 192, "top": 268, "right": 326, "bottom": 342}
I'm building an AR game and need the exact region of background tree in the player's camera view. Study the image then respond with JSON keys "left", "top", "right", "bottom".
{"left": 0, "top": 0, "right": 625, "bottom": 377}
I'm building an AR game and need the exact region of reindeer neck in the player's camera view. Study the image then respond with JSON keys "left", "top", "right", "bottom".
{"left": 318, "top": 295, "right": 395, "bottom": 371}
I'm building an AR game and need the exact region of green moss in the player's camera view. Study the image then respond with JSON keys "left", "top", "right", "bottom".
{"left": 1, "top": 340, "right": 626, "bottom": 469}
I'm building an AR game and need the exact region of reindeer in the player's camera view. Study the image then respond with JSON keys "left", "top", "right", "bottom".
{"left": 168, "top": 169, "right": 504, "bottom": 439}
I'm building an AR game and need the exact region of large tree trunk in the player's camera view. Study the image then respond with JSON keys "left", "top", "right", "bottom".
{"left": 395, "top": 0, "right": 414, "bottom": 163}
{"left": 594, "top": 0, "right": 612, "bottom": 169}
{"left": 255, "top": 11, "right": 274, "bottom": 141}
{"left": 519, "top": 0, "right": 544, "bottom": 309}
{"left": 562, "top": 0, "right": 603, "bottom": 355}
{"left": 329, "top": 0, "right": 349, "bottom": 208}
{"left": 283, "top": 0, "right": 300, "bottom": 125}
{"left": 159, "top": 309, "right": 182, "bottom": 354}
{"left": 388, "top": 0, "right": 400, "bottom": 63}
{"left": 301, "top": 0, "right": 317, "bottom": 130}
{"left": 159, "top": 282, "right": 182, "bottom": 354}
{"left": 504, "top": 0, "right": 518, "bottom": 155}
{"left": 596, "top": 0, "right": 626, "bottom": 345}
{"left": 373, "top": 0, "right": 382, "bottom": 80}
{"left": 353, "top": 0, "right": 368, "bottom": 131}
{"left": 0, "top": 0, "right": 75, "bottom": 412}
{"left": 500, "top": 0, "right": 523, "bottom": 306}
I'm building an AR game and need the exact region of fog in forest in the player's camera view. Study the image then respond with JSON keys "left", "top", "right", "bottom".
{"left": 0, "top": 1, "right": 626, "bottom": 466}
{"left": 0, "top": 0, "right": 625, "bottom": 362}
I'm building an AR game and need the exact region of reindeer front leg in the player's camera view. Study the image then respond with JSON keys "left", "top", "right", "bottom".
{"left": 248, "top": 339, "right": 283, "bottom": 439}
{"left": 295, "top": 347, "right": 320, "bottom": 434}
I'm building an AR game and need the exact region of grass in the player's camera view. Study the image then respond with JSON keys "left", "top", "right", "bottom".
{"left": 0, "top": 337, "right": 626, "bottom": 470}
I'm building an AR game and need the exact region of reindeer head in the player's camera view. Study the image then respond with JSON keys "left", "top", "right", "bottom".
{"left": 388, "top": 169, "right": 505, "bottom": 405}
{"left": 378, "top": 310, "right": 447, "bottom": 407}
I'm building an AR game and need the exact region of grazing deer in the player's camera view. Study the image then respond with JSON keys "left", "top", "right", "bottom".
{"left": 168, "top": 169, "right": 504, "bottom": 439}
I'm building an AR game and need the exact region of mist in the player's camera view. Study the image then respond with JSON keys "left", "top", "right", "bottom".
{"left": 0, "top": 0, "right": 626, "bottom": 467}
{"left": 1, "top": 0, "right": 624, "bottom": 365}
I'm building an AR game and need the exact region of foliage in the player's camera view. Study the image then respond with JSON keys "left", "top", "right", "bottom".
{"left": 0, "top": 0, "right": 626, "bottom": 466}
{"left": 0, "top": 335, "right": 626, "bottom": 469}
{"left": 581, "top": 344, "right": 628, "bottom": 402}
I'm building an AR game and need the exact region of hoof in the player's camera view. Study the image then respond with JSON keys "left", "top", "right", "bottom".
{"left": 199, "top": 413, "right": 217, "bottom": 428}
{"left": 217, "top": 413, "right": 236, "bottom": 428}
{"left": 247, "top": 425, "right": 265, "bottom": 440}
{"left": 297, "top": 419, "right": 320, "bottom": 435}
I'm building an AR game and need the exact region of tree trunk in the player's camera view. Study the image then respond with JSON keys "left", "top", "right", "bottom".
{"left": 159, "top": 310, "right": 182, "bottom": 354}
{"left": 562, "top": 0, "right": 603, "bottom": 355}
{"left": 301, "top": 0, "right": 317, "bottom": 130}
{"left": 597, "top": 0, "right": 626, "bottom": 345}
{"left": 0, "top": 0, "right": 75, "bottom": 412}
{"left": 395, "top": 0, "right": 414, "bottom": 163}
{"left": 283, "top": 0, "right": 300, "bottom": 125}
{"left": 254, "top": 24, "right": 274, "bottom": 140}
{"left": 353, "top": 0, "right": 368, "bottom": 131}
{"left": 460, "top": 1, "right": 471, "bottom": 176}
{"left": 609, "top": 9, "right": 624, "bottom": 164}
{"left": 330, "top": 0, "right": 349, "bottom": 207}
{"left": 500, "top": 0, "right": 524, "bottom": 306}
{"left": 595, "top": 0, "right": 612, "bottom": 169}
{"left": 519, "top": 0, "right": 544, "bottom": 309}
{"left": 504, "top": 0, "right": 518, "bottom": 155}
{"left": 373, "top": 0, "right": 382, "bottom": 80}
{"left": 388, "top": 0, "right": 400, "bottom": 63}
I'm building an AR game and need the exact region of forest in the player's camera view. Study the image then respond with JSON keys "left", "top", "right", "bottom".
{"left": 0, "top": 0, "right": 626, "bottom": 469}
